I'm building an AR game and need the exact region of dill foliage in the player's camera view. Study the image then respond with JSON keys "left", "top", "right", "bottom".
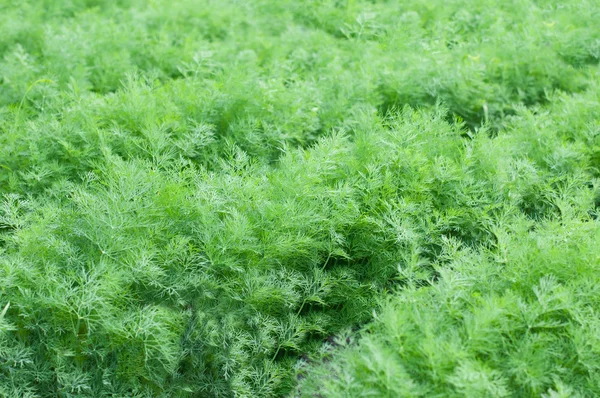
{"left": 1, "top": 0, "right": 599, "bottom": 397}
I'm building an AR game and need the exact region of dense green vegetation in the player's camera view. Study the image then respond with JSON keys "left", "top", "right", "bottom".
{"left": 0, "top": 0, "right": 599, "bottom": 396}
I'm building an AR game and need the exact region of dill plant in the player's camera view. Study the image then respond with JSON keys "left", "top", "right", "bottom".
{"left": 0, "top": 0, "right": 599, "bottom": 397}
